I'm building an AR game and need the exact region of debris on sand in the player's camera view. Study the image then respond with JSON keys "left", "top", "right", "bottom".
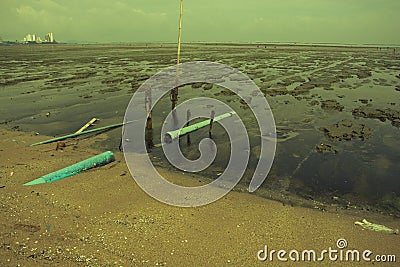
{"left": 320, "top": 119, "right": 372, "bottom": 141}
{"left": 55, "top": 142, "right": 66, "bottom": 151}
{"left": 355, "top": 219, "right": 399, "bottom": 235}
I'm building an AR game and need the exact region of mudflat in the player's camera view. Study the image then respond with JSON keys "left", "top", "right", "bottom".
{"left": 1, "top": 43, "right": 399, "bottom": 266}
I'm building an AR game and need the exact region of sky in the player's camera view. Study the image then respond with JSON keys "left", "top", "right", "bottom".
{"left": 1, "top": 0, "right": 399, "bottom": 44}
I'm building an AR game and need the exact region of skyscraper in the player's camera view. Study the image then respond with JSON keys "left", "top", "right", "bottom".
{"left": 45, "top": 32, "right": 54, "bottom": 43}
{"left": 25, "top": 34, "right": 33, "bottom": 42}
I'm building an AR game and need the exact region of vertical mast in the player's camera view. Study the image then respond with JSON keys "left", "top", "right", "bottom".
{"left": 177, "top": 0, "right": 184, "bottom": 66}
{"left": 171, "top": 0, "right": 184, "bottom": 111}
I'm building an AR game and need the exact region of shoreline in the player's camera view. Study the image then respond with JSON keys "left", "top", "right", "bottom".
{"left": 1, "top": 127, "right": 399, "bottom": 266}
{"left": 4, "top": 123, "right": 398, "bottom": 218}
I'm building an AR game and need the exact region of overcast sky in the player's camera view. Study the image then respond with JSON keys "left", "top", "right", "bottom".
{"left": 1, "top": 0, "right": 399, "bottom": 44}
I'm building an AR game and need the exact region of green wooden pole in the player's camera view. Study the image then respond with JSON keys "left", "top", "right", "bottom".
{"left": 30, "top": 121, "right": 133, "bottom": 147}
{"left": 164, "top": 111, "right": 236, "bottom": 143}
{"left": 23, "top": 151, "right": 115, "bottom": 186}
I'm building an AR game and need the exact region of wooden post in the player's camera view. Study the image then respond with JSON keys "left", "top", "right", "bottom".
{"left": 144, "top": 85, "right": 153, "bottom": 148}
{"left": 145, "top": 129, "right": 154, "bottom": 149}
{"left": 209, "top": 110, "right": 215, "bottom": 138}
{"left": 186, "top": 109, "right": 191, "bottom": 145}
{"left": 145, "top": 85, "right": 152, "bottom": 129}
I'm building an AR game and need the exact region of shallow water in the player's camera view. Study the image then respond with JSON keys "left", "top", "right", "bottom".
{"left": 1, "top": 44, "right": 399, "bottom": 213}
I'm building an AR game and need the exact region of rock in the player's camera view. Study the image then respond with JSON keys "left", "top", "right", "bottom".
{"left": 290, "top": 83, "right": 315, "bottom": 96}
{"left": 55, "top": 142, "right": 66, "bottom": 151}
{"left": 315, "top": 143, "right": 339, "bottom": 153}
{"left": 203, "top": 83, "right": 213, "bottom": 90}
{"left": 392, "top": 119, "right": 400, "bottom": 128}
{"left": 320, "top": 119, "right": 372, "bottom": 141}
{"left": 214, "top": 89, "right": 236, "bottom": 97}
{"left": 191, "top": 82, "right": 203, "bottom": 89}
{"left": 356, "top": 70, "right": 372, "bottom": 79}
{"left": 352, "top": 106, "right": 400, "bottom": 127}
{"left": 266, "top": 88, "right": 288, "bottom": 96}
{"left": 320, "top": 99, "right": 344, "bottom": 111}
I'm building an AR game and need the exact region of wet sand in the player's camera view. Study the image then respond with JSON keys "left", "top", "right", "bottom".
{"left": 0, "top": 128, "right": 399, "bottom": 266}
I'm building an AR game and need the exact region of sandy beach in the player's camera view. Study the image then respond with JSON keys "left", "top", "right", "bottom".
{"left": 0, "top": 128, "right": 399, "bottom": 266}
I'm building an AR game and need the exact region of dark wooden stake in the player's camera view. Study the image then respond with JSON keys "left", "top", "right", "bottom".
{"left": 171, "top": 87, "right": 179, "bottom": 130}
{"left": 145, "top": 85, "right": 152, "bottom": 129}
{"left": 186, "top": 109, "right": 191, "bottom": 146}
{"left": 209, "top": 110, "right": 215, "bottom": 138}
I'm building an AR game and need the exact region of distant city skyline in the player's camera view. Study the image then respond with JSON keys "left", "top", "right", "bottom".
{"left": 22, "top": 32, "right": 54, "bottom": 43}
{"left": 0, "top": 0, "right": 399, "bottom": 45}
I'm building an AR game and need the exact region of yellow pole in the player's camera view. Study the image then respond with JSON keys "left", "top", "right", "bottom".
{"left": 172, "top": 0, "right": 184, "bottom": 110}
{"left": 177, "top": 0, "right": 184, "bottom": 66}
{"left": 75, "top": 118, "right": 97, "bottom": 134}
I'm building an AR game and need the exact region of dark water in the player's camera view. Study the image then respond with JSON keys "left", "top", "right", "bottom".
{"left": 1, "top": 44, "right": 399, "bottom": 214}
{"left": 145, "top": 83, "right": 400, "bottom": 213}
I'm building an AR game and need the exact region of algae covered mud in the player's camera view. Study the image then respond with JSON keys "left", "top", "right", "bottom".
{"left": 1, "top": 44, "right": 399, "bottom": 214}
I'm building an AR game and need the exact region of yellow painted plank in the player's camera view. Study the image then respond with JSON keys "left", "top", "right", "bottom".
{"left": 75, "top": 118, "right": 98, "bottom": 134}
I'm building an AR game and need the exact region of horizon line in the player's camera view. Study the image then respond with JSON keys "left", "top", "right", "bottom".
{"left": 1, "top": 39, "right": 400, "bottom": 47}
